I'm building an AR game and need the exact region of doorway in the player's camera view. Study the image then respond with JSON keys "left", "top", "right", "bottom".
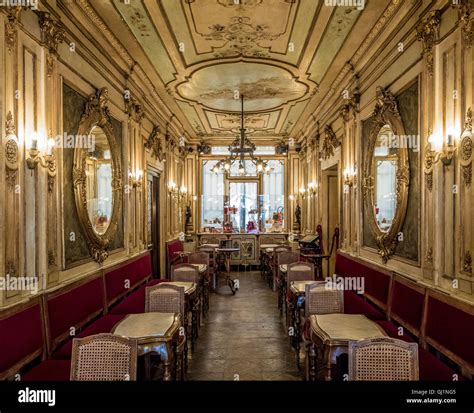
{"left": 321, "top": 165, "right": 339, "bottom": 278}
{"left": 147, "top": 171, "right": 161, "bottom": 278}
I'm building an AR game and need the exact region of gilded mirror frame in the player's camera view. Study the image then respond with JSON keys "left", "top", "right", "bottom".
{"left": 73, "top": 88, "right": 122, "bottom": 264}
{"left": 363, "top": 87, "right": 410, "bottom": 263}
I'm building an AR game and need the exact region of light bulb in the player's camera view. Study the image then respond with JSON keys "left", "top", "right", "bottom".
{"left": 257, "top": 162, "right": 263, "bottom": 172}
{"left": 224, "top": 162, "right": 231, "bottom": 170}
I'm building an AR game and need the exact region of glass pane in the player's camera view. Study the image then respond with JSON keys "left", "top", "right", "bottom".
{"left": 229, "top": 160, "right": 257, "bottom": 176}
{"left": 202, "top": 160, "right": 224, "bottom": 232}
{"left": 262, "top": 160, "right": 285, "bottom": 231}
{"left": 228, "top": 182, "right": 258, "bottom": 232}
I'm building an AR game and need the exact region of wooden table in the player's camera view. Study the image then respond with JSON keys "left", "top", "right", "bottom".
{"left": 112, "top": 312, "right": 183, "bottom": 381}
{"left": 215, "top": 247, "right": 240, "bottom": 294}
{"left": 307, "top": 314, "right": 387, "bottom": 381}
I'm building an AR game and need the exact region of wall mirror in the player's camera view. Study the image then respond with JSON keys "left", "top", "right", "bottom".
{"left": 73, "top": 88, "right": 122, "bottom": 263}
{"left": 363, "top": 87, "right": 409, "bottom": 262}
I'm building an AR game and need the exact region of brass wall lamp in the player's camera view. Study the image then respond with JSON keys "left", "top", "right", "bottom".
{"left": 425, "top": 129, "right": 459, "bottom": 167}
{"left": 129, "top": 169, "right": 143, "bottom": 188}
{"left": 26, "top": 131, "right": 56, "bottom": 175}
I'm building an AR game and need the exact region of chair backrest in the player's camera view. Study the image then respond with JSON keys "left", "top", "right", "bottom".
{"left": 145, "top": 283, "right": 185, "bottom": 316}
{"left": 272, "top": 246, "right": 291, "bottom": 265}
{"left": 188, "top": 252, "right": 209, "bottom": 266}
{"left": 287, "top": 261, "right": 314, "bottom": 283}
{"left": 219, "top": 239, "right": 233, "bottom": 248}
{"left": 348, "top": 337, "right": 419, "bottom": 381}
{"left": 277, "top": 251, "right": 300, "bottom": 266}
{"left": 305, "top": 282, "right": 343, "bottom": 315}
{"left": 70, "top": 333, "right": 137, "bottom": 381}
{"left": 171, "top": 264, "right": 199, "bottom": 283}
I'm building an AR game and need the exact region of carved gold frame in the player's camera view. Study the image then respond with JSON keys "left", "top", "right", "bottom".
{"left": 73, "top": 88, "right": 122, "bottom": 264}
{"left": 363, "top": 87, "right": 410, "bottom": 263}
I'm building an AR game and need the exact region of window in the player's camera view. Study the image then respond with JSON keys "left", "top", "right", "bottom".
{"left": 202, "top": 160, "right": 224, "bottom": 230}
{"left": 262, "top": 160, "right": 285, "bottom": 230}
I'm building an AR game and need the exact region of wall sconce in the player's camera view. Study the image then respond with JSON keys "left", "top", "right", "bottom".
{"left": 426, "top": 128, "right": 459, "bottom": 167}
{"left": 299, "top": 186, "right": 307, "bottom": 199}
{"left": 307, "top": 182, "right": 317, "bottom": 196}
{"left": 343, "top": 167, "right": 356, "bottom": 188}
{"left": 129, "top": 169, "right": 143, "bottom": 188}
{"left": 26, "top": 132, "right": 56, "bottom": 173}
{"left": 169, "top": 181, "right": 187, "bottom": 205}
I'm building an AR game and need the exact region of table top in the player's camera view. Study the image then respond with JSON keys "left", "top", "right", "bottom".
{"left": 201, "top": 244, "right": 219, "bottom": 249}
{"left": 216, "top": 248, "right": 240, "bottom": 253}
{"left": 290, "top": 280, "right": 325, "bottom": 295}
{"left": 301, "top": 253, "right": 331, "bottom": 259}
{"left": 160, "top": 281, "right": 196, "bottom": 294}
{"left": 189, "top": 263, "right": 207, "bottom": 274}
{"left": 113, "top": 313, "right": 179, "bottom": 341}
{"left": 260, "top": 244, "right": 281, "bottom": 249}
{"left": 309, "top": 314, "right": 387, "bottom": 344}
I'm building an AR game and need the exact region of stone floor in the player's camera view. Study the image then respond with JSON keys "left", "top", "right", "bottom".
{"left": 187, "top": 270, "right": 304, "bottom": 381}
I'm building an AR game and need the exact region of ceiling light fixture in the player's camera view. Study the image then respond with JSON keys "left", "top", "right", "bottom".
{"left": 212, "top": 95, "right": 268, "bottom": 175}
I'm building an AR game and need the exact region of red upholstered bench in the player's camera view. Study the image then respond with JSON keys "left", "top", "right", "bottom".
{"left": 104, "top": 252, "right": 153, "bottom": 309}
{"left": 0, "top": 298, "right": 45, "bottom": 380}
{"left": 424, "top": 289, "right": 473, "bottom": 380}
{"left": 166, "top": 239, "right": 186, "bottom": 277}
{"left": 22, "top": 360, "right": 71, "bottom": 381}
{"left": 343, "top": 291, "right": 385, "bottom": 321}
{"left": 110, "top": 279, "right": 164, "bottom": 315}
{"left": 44, "top": 273, "right": 106, "bottom": 358}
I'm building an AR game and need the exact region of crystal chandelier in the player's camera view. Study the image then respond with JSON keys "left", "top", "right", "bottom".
{"left": 212, "top": 95, "right": 270, "bottom": 175}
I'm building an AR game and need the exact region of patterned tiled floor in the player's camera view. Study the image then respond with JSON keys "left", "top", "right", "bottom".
{"left": 187, "top": 271, "right": 304, "bottom": 381}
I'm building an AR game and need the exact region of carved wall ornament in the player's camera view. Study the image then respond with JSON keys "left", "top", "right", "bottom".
{"left": 464, "top": 251, "right": 472, "bottom": 274}
{"left": 144, "top": 126, "right": 164, "bottom": 161}
{"left": 124, "top": 94, "right": 145, "bottom": 123}
{"left": 363, "top": 87, "right": 409, "bottom": 263}
{"left": 460, "top": 108, "right": 473, "bottom": 187}
{"left": 5, "top": 111, "right": 19, "bottom": 192}
{"left": 425, "top": 246, "right": 433, "bottom": 264}
{"left": 5, "top": 6, "right": 22, "bottom": 53}
{"left": 416, "top": 10, "right": 441, "bottom": 76}
{"left": 340, "top": 87, "right": 361, "bottom": 122}
{"left": 73, "top": 87, "right": 122, "bottom": 264}
{"left": 321, "top": 125, "right": 340, "bottom": 160}
{"left": 37, "top": 12, "right": 66, "bottom": 78}
{"left": 424, "top": 171, "right": 433, "bottom": 192}
{"left": 452, "top": 0, "right": 474, "bottom": 47}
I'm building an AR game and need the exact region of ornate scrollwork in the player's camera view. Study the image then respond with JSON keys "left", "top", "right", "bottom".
{"left": 460, "top": 108, "right": 473, "bottom": 187}
{"left": 452, "top": 0, "right": 474, "bottom": 47}
{"left": 37, "top": 12, "right": 66, "bottom": 78}
{"left": 340, "top": 87, "right": 361, "bottom": 122}
{"left": 416, "top": 10, "right": 441, "bottom": 76}
{"left": 73, "top": 87, "right": 122, "bottom": 264}
{"left": 5, "top": 111, "right": 18, "bottom": 192}
{"left": 124, "top": 93, "right": 145, "bottom": 123}
{"left": 5, "top": 6, "right": 22, "bottom": 53}
{"left": 463, "top": 251, "right": 472, "bottom": 274}
{"left": 321, "top": 125, "right": 340, "bottom": 160}
{"left": 144, "top": 125, "right": 164, "bottom": 161}
{"left": 363, "top": 87, "right": 409, "bottom": 263}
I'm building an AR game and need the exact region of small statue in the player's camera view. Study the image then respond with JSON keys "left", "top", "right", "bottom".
{"left": 185, "top": 202, "right": 192, "bottom": 227}
{"left": 295, "top": 202, "right": 301, "bottom": 226}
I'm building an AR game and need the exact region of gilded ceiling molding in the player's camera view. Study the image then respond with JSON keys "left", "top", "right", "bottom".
{"left": 452, "top": 0, "right": 473, "bottom": 47}
{"left": 416, "top": 10, "right": 441, "bottom": 77}
{"left": 37, "top": 12, "right": 66, "bottom": 78}
{"left": 144, "top": 126, "right": 164, "bottom": 162}
{"left": 4, "top": 6, "right": 22, "bottom": 53}
{"left": 460, "top": 107, "right": 472, "bottom": 187}
{"left": 5, "top": 111, "right": 19, "bottom": 192}
{"left": 302, "top": 0, "right": 405, "bottom": 134}
{"left": 321, "top": 125, "right": 340, "bottom": 160}
{"left": 340, "top": 87, "right": 360, "bottom": 123}
{"left": 373, "top": 86, "right": 400, "bottom": 122}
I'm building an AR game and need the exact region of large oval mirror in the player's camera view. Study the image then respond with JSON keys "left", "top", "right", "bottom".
{"left": 374, "top": 124, "right": 397, "bottom": 233}
{"left": 73, "top": 88, "right": 122, "bottom": 264}
{"left": 86, "top": 126, "right": 113, "bottom": 235}
{"left": 363, "top": 87, "right": 409, "bottom": 263}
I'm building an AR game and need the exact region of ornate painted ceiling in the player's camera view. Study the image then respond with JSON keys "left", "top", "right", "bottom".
{"left": 90, "top": 0, "right": 388, "bottom": 141}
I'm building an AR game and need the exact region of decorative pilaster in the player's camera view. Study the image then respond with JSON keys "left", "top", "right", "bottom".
{"left": 460, "top": 108, "right": 472, "bottom": 187}
{"left": 452, "top": 0, "right": 474, "bottom": 47}
{"left": 5, "top": 6, "right": 22, "bottom": 53}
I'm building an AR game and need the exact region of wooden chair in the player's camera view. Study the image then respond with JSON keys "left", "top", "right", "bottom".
{"left": 348, "top": 337, "right": 419, "bottom": 381}
{"left": 304, "top": 282, "right": 344, "bottom": 315}
{"left": 171, "top": 264, "right": 200, "bottom": 340}
{"left": 70, "top": 334, "right": 137, "bottom": 381}
{"left": 287, "top": 261, "right": 315, "bottom": 283}
{"left": 269, "top": 246, "right": 291, "bottom": 290}
{"left": 188, "top": 252, "right": 211, "bottom": 317}
{"left": 277, "top": 251, "right": 300, "bottom": 312}
{"left": 145, "top": 283, "right": 186, "bottom": 380}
